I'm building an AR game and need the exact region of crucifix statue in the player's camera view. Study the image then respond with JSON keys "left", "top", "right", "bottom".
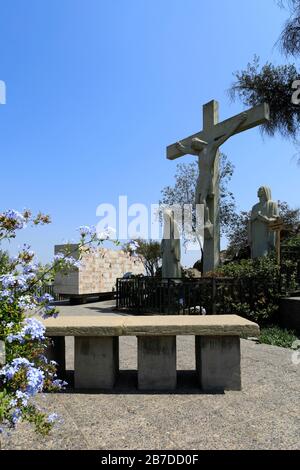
{"left": 167, "top": 100, "right": 270, "bottom": 273}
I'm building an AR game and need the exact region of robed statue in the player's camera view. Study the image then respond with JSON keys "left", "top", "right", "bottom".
{"left": 249, "top": 186, "right": 279, "bottom": 259}
{"left": 161, "top": 209, "right": 181, "bottom": 278}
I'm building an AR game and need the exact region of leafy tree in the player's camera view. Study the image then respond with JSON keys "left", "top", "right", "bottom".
{"left": 229, "top": 1, "right": 300, "bottom": 147}
{"left": 278, "top": 0, "right": 300, "bottom": 57}
{"left": 123, "top": 239, "right": 161, "bottom": 276}
{"left": 230, "top": 58, "right": 300, "bottom": 139}
{"left": 160, "top": 153, "right": 236, "bottom": 249}
{"left": 224, "top": 210, "right": 251, "bottom": 259}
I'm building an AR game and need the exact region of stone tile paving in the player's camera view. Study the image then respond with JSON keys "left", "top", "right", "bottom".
{"left": 2, "top": 335, "right": 299, "bottom": 450}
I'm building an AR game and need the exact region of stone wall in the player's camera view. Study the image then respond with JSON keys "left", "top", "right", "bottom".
{"left": 54, "top": 244, "right": 144, "bottom": 295}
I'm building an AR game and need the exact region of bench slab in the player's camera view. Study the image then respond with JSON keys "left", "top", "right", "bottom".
{"left": 42, "top": 315, "right": 259, "bottom": 338}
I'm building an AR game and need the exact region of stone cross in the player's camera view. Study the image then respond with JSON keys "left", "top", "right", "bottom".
{"left": 167, "top": 100, "right": 270, "bottom": 273}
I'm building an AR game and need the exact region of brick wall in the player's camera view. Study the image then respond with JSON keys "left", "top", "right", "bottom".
{"left": 54, "top": 244, "right": 144, "bottom": 295}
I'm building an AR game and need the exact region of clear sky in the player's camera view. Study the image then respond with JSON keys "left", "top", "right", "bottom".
{"left": 0, "top": 0, "right": 299, "bottom": 266}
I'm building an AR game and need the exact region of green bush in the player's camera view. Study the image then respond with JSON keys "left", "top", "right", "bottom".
{"left": 259, "top": 326, "right": 299, "bottom": 348}
{"left": 283, "top": 235, "right": 300, "bottom": 248}
{"left": 216, "top": 256, "right": 280, "bottom": 324}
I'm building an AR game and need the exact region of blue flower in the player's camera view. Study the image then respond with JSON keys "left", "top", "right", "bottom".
{"left": 38, "top": 293, "right": 54, "bottom": 303}
{"left": 17, "top": 295, "right": 36, "bottom": 310}
{"left": 0, "top": 274, "right": 28, "bottom": 291}
{"left": 23, "top": 263, "right": 38, "bottom": 274}
{"left": 78, "top": 225, "right": 96, "bottom": 237}
{"left": 54, "top": 253, "right": 81, "bottom": 269}
{"left": 11, "top": 408, "right": 22, "bottom": 425}
{"left": 15, "top": 391, "right": 29, "bottom": 406}
{"left": 47, "top": 413, "right": 58, "bottom": 423}
{"left": 52, "top": 379, "right": 68, "bottom": 389}
{"left": 6, "top": 318, "right": 45, "bottom": 343}
{"left": 2, "top": 209, "right": 26, "bottom": 230}
{"left": 1, "top": 357, "right": 44, "bottom": 396}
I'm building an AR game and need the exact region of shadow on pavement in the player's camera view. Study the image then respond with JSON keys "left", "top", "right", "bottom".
{"left": 62, "top": 369, "right": 225, "bottom": 395}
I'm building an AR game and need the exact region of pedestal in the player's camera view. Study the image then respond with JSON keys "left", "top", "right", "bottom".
{"left": 74, "top": 336, "right": 119, "bottom": 389}
{"left": 138, "top": 336, "right": 176, "bottom": 391}
{"left": 196, "top": 336, "right": 241, "bottom": 391}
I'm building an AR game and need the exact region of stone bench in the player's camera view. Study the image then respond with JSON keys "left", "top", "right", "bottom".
{"left": 43, "top": 315, "right": 259, "bottom": 392}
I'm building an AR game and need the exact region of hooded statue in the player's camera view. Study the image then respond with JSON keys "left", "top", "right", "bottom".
{"left": 161, "top": 209, "right": 181, "bottom": 278}
{"left": 249, "top": 186, "right": 279, "bottom": 259}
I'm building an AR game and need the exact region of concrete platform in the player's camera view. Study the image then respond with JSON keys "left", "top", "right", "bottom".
{"left": 2, "top": 336, "right": 299, "bottom": 450}
{"left": 10, "top": 300, "right": 296, "bottom": 449}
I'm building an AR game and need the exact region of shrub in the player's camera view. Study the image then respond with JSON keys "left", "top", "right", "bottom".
{"left": 259, "top": 326, "right": 299, "bottom": 349}
{"left": 0, "top": 210, "right": 114, "bottom": 436}
{"left": 216, "top": 256, "right": 280, "bottom": 324}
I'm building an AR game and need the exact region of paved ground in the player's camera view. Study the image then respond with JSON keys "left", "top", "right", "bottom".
{"left": 2, "top": 301, "right": 299, "bottom": 450}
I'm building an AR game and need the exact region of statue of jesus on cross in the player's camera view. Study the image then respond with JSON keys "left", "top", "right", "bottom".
{"left": 176, "top": 112, "right": 247, "bottom": 233}
{"left": 167, "top": 100, "right": 270, "bottom": 273}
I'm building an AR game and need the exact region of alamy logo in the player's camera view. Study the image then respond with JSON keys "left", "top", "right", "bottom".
{"left": 0, "top": 80, "right": 6, "bottom": 104}
{"left": 291, "top": 80, "right": 300, "bottom": 105}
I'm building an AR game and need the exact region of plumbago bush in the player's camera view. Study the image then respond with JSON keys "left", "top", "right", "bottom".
{"left": 0, "top": 210, "right": 108, "bottom": 436}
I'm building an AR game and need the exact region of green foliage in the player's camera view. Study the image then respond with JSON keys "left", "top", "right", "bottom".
{"left": 230, "top": 58, "right": 300, "bottom": 139}
{"left": 0, "top": 390, "right": 11, "bottom": 428}
{"left": 123, "top": 239, "right": 161, "bottom": 276}
{"left": 283, "top": 234, "right": 300, "bottom": 246}
{"left": 217, "top": 256, "right": 281, "bottom": 324}
{"left": 278, "top": 201, "right": 300, "bottom": 235}
{"left": 0, "top": 250, "right": 10, "bottom": 275}
{"left": 278, "top": 0, "right": 300, "bottom": 57}
{"left": 259, "top": 325, "right": 299, "bottom": 348}
{"left": 219, "top": 255, "right": 278, "bottom": 278}
{"left": 224, "top": 210, "right": 250, "bottom": 259}
{"left": 229, "top": 1, "right": 300, "bottom": 146}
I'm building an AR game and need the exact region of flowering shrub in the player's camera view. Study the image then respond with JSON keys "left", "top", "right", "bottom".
{"left": 0, "top": 209, "right": 112, "bottom": 436}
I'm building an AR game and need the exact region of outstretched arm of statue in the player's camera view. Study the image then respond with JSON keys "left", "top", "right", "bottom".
{"left": 214, "top": 112, "right": 248, "bottom": 147}
{"left": 176, "top": 140, "right": 198, "bottom": 156}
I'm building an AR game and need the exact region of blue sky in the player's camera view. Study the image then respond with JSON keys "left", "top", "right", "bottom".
{"left": 0, "top": 0, "right": 299, "bottom": 266}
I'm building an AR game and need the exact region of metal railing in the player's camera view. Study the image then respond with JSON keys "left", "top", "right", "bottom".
{"left": 116, "top": 276, "right": 280, "bottom": 315}
{"left": 34, "top": 284, "right": 66, "bottom": 302}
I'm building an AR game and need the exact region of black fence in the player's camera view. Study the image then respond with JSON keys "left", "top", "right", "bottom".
{"left": 35, "top": 284, "right": 66, "bottom": 302}
{"left": 116, "top": 276, "right": 280, "bottom": 315}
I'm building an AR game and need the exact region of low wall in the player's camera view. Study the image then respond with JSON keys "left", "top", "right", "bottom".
{"left": 279, "top": 297, "right": 300, "bottom": 333}
{"left": 54, "top": 244, "right": 144, "bottom": 295}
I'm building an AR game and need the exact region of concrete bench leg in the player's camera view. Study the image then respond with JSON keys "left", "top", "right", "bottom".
{"left": 46, "top": 336, "right": 66, "bottom": 378}
{"left": 138, "top": 336, "right": 176, "bottom": 391}
{"left": 74, "top": 336, "right": 119, "bottom": 389}
{"left": 196, "top": 336, "right": 241, "bottom": 392}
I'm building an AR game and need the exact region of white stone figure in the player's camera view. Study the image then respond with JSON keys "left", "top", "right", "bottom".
{"left": 176, "top": 113, "right": 247, "bottom": 234}
{"left": 249, "top": 186, "right": 279, "bottom": 259}
{"left": 161, "top": 209, "right": 181, "bottom": 278}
